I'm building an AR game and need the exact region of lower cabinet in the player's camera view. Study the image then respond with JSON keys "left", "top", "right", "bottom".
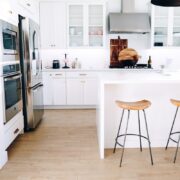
{"left": 43, "top": 71, "right": 98, "bottom": 107}
{"left": 67, "top": 78, "right": 98, "bottom": 105}
{"left": 66, "top": 79, "right": 84, "bottom": 105}
{"left": 83, "top": 79, "right": 98, "bottom": 105}
{"left": 43, "top": 72, "right": 66, "bottom": 106}
{"left": 4, "top": 111, "right": 24, "bottom": 149}
{"left": 52, "top": 74, "right": 66, "bottom": 105}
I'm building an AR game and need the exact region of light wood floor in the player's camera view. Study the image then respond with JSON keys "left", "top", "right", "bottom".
{"left": 0, "top": 110, "right": 180, "bottom": 180}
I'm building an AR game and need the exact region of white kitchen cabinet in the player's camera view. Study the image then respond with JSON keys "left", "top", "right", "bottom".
{"left": 4, "top": 111, "right": 24, "bottom": 149}
{"left": 0, "top": 0, "right": 18, "bottom": 25}
{"left": 67, "top": 2, "right": 106, "bottom": 48}
{"left": 151, "top": 5, "right": 180, "bottom": 47}
{"left": 40, "top": 2, "right": 66, "bottom": 49}
{"left": 52, "top": 73, "right": 66, "bottom": 105}
{"left": 43, "top": 72, "right": 66, "bottom": 106}
{"left": 43, "top": 72, "right": 53, "bottom": 105}
{"left": 66, "top": 79, "right": 84, "bottom": 105}
{"left": 43, "top": 71, "right": 98, "bottom": 107}
{"left": 66, "top": 72, "right": 98, "bottom": 105}
{"left": 84, "top": 79, "right": 98, "bottom": 105}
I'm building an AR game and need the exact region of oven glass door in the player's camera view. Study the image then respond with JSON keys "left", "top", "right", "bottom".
{"left": 4, "top": 74, "right": 22, "bottom": 123}
{"left": 3, "top": 29, "right": 17, "bottom": 54}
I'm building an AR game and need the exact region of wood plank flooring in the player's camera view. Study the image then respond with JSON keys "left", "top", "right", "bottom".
{"left": 0, "top": 110, "right": 180, "bottom": 179}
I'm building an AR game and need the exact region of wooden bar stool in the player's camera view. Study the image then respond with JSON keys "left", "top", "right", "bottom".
{"left": 166, "top": 99, "right": 180, "bottom": 163}
{"left": 113, "top": 100, "right": 153, "bottom": 167}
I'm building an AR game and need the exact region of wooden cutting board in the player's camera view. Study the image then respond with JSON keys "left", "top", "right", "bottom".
{"left": 110, "top": 37, "right": 128, "bottom": 68}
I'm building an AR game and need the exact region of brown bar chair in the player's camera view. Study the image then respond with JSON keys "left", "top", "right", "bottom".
{"left": 113, "top": 100, "right": 154, "bottom": 167}
{"left": 166, "top": 99, "right": 180, "bottom": 163}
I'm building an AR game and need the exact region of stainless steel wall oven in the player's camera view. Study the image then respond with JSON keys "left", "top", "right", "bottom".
{"left": 3, "top": 63, "right": 22, "bottom": 124}
{"left": 0, "top": 20, "right": 19, "bottom": 61}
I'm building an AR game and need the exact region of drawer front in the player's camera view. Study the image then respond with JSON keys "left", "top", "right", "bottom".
{"left": 4, "top": 117, "right": 24, "bottom": 149}
{"left": 49, "top": 72, "right": 66, "bottom": 78}
{"left": 66, "top": 72, "right": 98, "bottom": 78}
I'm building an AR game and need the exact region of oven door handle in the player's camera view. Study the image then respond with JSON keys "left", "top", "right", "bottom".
{"left": 4, "top": 74, "right": 22, "bottom": 82}
{"left": 4, "top": 28, "right": 17, "bottom": 35}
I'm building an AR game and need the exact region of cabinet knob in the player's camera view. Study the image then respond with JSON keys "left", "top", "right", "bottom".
{"left": 27, "top": 3, "right": 31, "bottom": 7}
{"left": 9, "top": 10, "right": 13, "bottom": 14}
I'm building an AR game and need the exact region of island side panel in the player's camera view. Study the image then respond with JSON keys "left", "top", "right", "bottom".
{"left": 104, "top": 83, "right": 180, "bottom": 149}
{"left": 96, "top": 81, "right": 105, "bottom": 159}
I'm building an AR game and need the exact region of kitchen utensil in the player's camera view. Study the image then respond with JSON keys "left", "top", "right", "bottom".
{"left": 52, "top": 60, "right": 60, "bottom": 69}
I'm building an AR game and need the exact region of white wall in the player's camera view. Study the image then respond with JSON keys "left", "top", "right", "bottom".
{"left": 41, "top": 0, "right": 180, "bottom": 70}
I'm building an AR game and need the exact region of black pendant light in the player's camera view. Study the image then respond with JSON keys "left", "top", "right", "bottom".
{"left": 151, "top": 0, "right": 180, "bottom": 7}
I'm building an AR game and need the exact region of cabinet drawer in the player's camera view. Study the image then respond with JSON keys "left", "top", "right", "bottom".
{"left": 66, "top": 72, "right": 97, "bottom": 78}
{"left": 4, "top": 116, "right": 24, "bottom": 149}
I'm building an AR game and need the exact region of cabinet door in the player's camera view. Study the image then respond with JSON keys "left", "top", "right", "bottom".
{"left": 52, "top": 77, "right": 66, "bottom": 105}
{"left": 151, "top": 5, "right": 169, "bottom": 47}
{"left": 172, "top": 7, "right": 180, "bottom": 46}
{"left": 68, "top": 3, "right": 105, "bottom": 48}
{"left": 84, "top": 79, "right": 98, "bottom": 105}
{"left": 68, "top": 4, "right": 84, "bottom": 47}
{"left": 43, "top": 73, "right": 53, "bottom": 105}
{"left": 40, "top": 2, "right": 66, "bottom": 49}
{"left": 88, "top": 4, "right": 104, "bottom": 47}
{"left": 0, "top": 0, "right": 18, "bottom": 25}
{"left": 66, "top": 79, "right": 83, "bottom": 105}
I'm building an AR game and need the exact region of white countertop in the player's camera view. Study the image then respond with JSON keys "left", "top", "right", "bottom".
{"left": 42, "top": 67, "right": 160, "bottom": 72}
{"left": 98, "top": 70, "right": 180, "bottom": 84}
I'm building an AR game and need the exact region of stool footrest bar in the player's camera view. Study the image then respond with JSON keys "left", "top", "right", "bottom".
{"left": 117, "top": 133, "right": 150, "bottom": 143}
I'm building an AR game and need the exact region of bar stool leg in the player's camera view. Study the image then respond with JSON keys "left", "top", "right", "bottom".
{"left": 138, "top": 110, "right": 142, "bottom": 152}
{"left": 174, "top": 133, "right": 180, "bottom": 163}
{"left": 120, "top": 110, "right": 130, "bottom": 167}
{"left": 113, "top": 109, "right": 125, "bottom": 153}
{"left": 165, "top": 107, "right": 179, "bottom": 150}
{"left": 143, "top": 110, "right": 154, "bottom": 165}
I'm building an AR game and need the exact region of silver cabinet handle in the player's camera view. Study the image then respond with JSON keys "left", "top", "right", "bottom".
{"left": 55, "top": 74, "right": 63, "bottom": 76}
{"left": 79, "top": 74, "right": 87, "bottom": 76}
{"left": 14, "top": 128, "right": 19, "bottom": 134}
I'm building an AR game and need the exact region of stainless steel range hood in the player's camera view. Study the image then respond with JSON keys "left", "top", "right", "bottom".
{"left": 109, "top": 0, "right": 151, "bottom": 34}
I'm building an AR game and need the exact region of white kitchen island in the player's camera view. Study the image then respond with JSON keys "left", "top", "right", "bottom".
{"left": 96, "top": 70, "right": 180, "bottom": 159}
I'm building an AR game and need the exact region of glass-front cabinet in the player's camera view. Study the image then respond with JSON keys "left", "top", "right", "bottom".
{"left": 173, "top": 7, "right": 180, "bottom": 46}
{"left": 151, "top": 5, "right": 180, "bottom": 47}
{"left": 68, "top": 3, "right": 105, "bottom": 48}
{"left": 68, "top": 5, "right": 83, "bottom": 47}
{"left": 88, "top": 5, "right": 104, "bottom": 47}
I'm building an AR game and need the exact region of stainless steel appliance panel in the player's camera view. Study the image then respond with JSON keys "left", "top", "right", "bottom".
{"left": 0, "top": 20, "right": 19, "bottom": 61}
{"left": 19, "top": 15, "right": 44, "bottom": 131}
{"left": 3, "top": 64, "right": 22, "bottom": 124}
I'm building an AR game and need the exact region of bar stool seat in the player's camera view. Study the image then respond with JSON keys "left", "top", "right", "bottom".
{"left": 166, "top": 99, "right": 180, "bottom": 163}
{"left": 116, "top": 100, "right": 151, "bottom": 110}
{"left": 113, "top": 99, "right": 153, "bottom": 167}
{"left": 170, "top": 99, "right": 180, "bottom": 107}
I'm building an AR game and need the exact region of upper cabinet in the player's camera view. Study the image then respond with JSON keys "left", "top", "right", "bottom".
{"left": 67, "top": 3, "right": 106, "bottom": 48}
{"left": 40, "top": 2, "right": 67, "bottom": 49}
{"left": 0, "top": 0, "right": 18, "bottom": 25}
{"left": 151, "top": 5, "right": 180, "bottom": 47}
